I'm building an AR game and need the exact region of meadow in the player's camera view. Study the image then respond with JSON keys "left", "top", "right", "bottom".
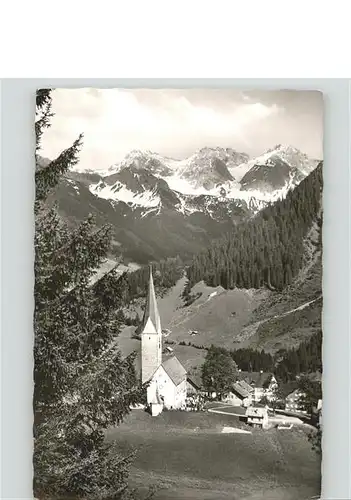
{"left": 106, "top": 409, "right": 321, "bottom": 500}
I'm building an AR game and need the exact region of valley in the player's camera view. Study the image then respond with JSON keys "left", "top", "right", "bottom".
{"left": 42, "top": 141, "right": 323, "bottom": 372}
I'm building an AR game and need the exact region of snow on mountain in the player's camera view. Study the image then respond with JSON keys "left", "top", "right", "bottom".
{"left": 240, "top": 144, "right": 319, "bottom": 177}
{"left": 99, "top": 149, "right": 174, "bottom": 177}
{"left": 48, "top": 145, "right": 321, "bottom": 265}
{"left": 239, "top": 144, "right": 321, "bottom": 195}
{"left": 91, "top": 179, "right": 161, "bottom": 208}
{"left": 170, "top": 147, "right": 247, "bottom": 188}
{"left": 84, "top": 144, "right": 319, "bottom": 220}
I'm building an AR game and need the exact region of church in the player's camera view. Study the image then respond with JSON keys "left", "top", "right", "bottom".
{"left": 140, "top": 266, "right": 188, "bottom": 416}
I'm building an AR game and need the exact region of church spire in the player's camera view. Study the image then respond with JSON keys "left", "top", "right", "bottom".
{"left": 142, "top": 264, "right": 161, "bottom": 334}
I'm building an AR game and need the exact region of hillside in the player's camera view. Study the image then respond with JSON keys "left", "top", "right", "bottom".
{"left": 238, "top": 220, "right": 322, "bottom": 352}
{"left": 118, "top": 250, "right": 321, "bottom": 373}
{"left": 186, "top": 162, "right": 323, "bottom": 291}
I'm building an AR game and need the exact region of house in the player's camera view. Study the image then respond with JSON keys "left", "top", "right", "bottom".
{"left": 237, "top": 371, "right": 278, "bottom": 403}
{"left": 285, "top": 389, "right": 307, "bottom": 413}
{"left": 265, "top": 374, "right": 278, "bottom": 401}
{"left": 141, "top": 266, "right": 188, "bottom": 416}
{"left": 311, "top": 399, "right": 322, "bottom": 428}
{"left": 222, "top": 381, "right": 253, "bottom": 407}
{"left": 245, "top": 406, "right": 269, "bottom": 429}
{"left": 317, "top": 400, "right": 322, "bottom": 427}
{"left": 237, "top": 379, "right": 255, "bottom": 395}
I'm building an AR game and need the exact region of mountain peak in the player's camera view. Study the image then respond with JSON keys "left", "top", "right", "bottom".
{"left": 240, "top": 145, "right": 320, "bottom": 194}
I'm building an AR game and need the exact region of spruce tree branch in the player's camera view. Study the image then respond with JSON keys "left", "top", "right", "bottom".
{"left": 35, "top": 134, "right": 84, "bottom": 201}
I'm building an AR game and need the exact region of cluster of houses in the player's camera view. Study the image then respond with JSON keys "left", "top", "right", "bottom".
{"left": 186, "top": 368, "right": 322, "bottom": 430}
{"left": 221, "top": 371, "right": 279, "bottom": 407}
{"left": 186, "top": 370, "right": 279, "bottom": 428}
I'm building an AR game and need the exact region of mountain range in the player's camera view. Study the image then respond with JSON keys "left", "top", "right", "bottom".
{"left": 43, "top": 144, "right": 320, "bottom": 265}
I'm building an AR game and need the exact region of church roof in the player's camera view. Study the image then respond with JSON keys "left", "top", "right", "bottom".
{"left": 162, "top": 356, "right": 187, "bottom": 386}
{"left": 141, "top": 266, "right": 161, "bottom": 334}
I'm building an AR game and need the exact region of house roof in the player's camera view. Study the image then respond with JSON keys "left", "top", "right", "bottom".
{"left": 286, "top": 389, "right": 304, "bottom": 400}
{"left": 161, "top": 355, "right": 187, "bottom": 386}
{"left": 231, "top": 382, "right": 249, "bottom": 399}
{"left": 236, "top": 379, "right": 253, "bottom": 393}
{"left": 237, "top": 371, "right": 273, "bottom": 389}
{"left": 246, "top": 406, "right": 267, "bottom": 417}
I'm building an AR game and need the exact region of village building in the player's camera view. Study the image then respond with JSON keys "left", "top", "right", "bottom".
{"left": 285, "top": 389, "right": 307, "bottom": 413}
{"left": 317, "top": 399, "right": 322, "bottom": 428}
{"left": 236, "top": 379, "right": 255, "bottom": 395}
{"left": 245, "top": 406, "right": 269, "bottom": 429}
{"left": 222, "top": 381, "right": 253, "bottom": 407}
{"left": 141, "top": 266, "right": 188, "bottom": 416}
{"left": 311, "top": 399, "right": 322, "bottom": 428}
{"left": 237, "top": 371, "right": 278, "bottom": 403}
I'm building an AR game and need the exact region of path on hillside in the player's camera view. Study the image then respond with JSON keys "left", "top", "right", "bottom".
{"left": 207, "top": 406, "right": 246, "bottom": 418}
{"left": 239, "top": 295, "right": 322, "bottom": 342}
{"left": 207, "top": 406, "right": 306, "bottom": 427}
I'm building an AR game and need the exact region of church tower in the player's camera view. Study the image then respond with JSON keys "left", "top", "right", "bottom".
{"left": 141, "top": 265, "right": 162, "bottom": 384}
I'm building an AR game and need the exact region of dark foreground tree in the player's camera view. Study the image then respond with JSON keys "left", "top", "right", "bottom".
{"left": 201, "top": 346, "right": 238, "bottom": 398}
{"left": 308, "top": 427, "right": 322, "bottom": 456}
{"left": 34, "top": 90, "right": 149, "bottom": 499}
{"left": 297, "top": 376, "right": 322, "bottom": 414}
{"left": 297, "top": 376, "right": 322, "bottom": 455}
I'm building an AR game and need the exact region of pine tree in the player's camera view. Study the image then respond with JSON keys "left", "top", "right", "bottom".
{"left": 186, "top": 162, "right": 323, "bottom": 292}
{"left": 34, "top": 90, "right": 147, "bottom": 500}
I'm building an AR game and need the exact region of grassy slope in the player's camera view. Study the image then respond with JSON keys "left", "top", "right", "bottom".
{"left": 124, "top": 276, "right": 266, "bottom": 349}
{"left": 106, "top": 410, "right": 320, "bottom": 500}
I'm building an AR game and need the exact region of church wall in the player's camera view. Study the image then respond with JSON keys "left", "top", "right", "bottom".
{"left": 145, "top": 364, "right": 188, "bottom": 410}
{"left": 141, "top": 333, "right": 162, "bottom": 384}
{"left": 173, "top": 379, "right": 187, "bottom": 410}
{"left": 161, "top": 377, "right": 187, "bottom": 410}
{"left": 154, "top": 366, "right": 174, "bottom": 408}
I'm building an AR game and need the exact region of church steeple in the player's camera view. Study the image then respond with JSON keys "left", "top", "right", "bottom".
{"left": 142, "top": 265, "right": 161, "bottom": 335}
{"left": 141, "top": 264, "right": 163, "bottom": 384}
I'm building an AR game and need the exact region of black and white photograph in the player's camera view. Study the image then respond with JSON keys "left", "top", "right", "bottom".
{"left": 34, "top": 88, "right": 323, "bottom": 500}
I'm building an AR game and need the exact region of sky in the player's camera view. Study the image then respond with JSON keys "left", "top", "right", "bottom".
{"left": 40, "top": 88, "right": 324, "bottom": 172}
